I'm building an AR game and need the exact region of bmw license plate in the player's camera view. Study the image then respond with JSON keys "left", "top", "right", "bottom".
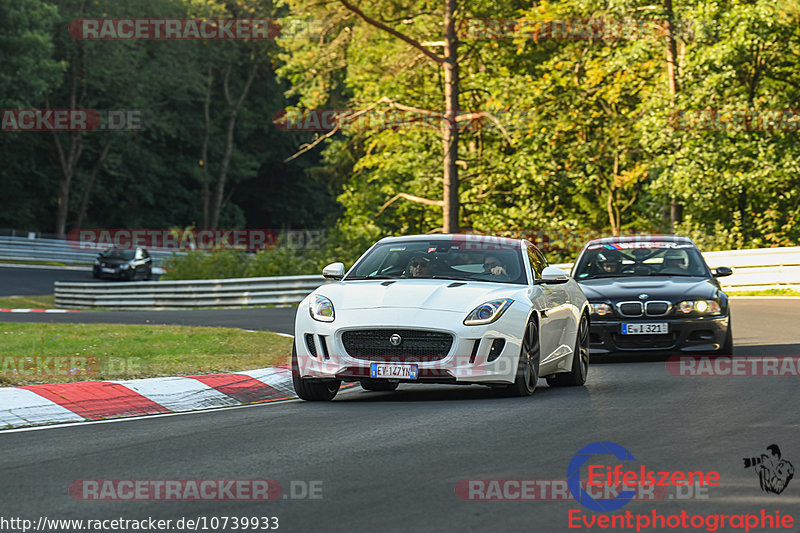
{"left": 370, "top": 363, "right": 418, "bottom": 380}
{"left": 101, "top": 268, "right": 115, "bottom": 273}
{"left": 622, "top": 323, "right": 668, "bottom": 335}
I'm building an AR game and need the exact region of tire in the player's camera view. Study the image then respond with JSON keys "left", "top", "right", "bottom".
{"left": 547, "top": 312, "right": 589, "bottom": 387}
{"left": 291, "top": 342, "right": 341, "bottom": 401}
{"left": 494, "top": 318, "right": 540, "bottom": 397}
{"left": 717, "top": 327, "right": 733, "bottom": 355}
{"left": 360, "top": 379, "right": 399, "bottom": 392}
{"left": 143, "top": 267, "right": 152, "bottom": 281}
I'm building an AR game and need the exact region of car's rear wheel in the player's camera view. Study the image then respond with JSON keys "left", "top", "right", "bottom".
{"left": 360, "top": 379, "right": 399, "bottom": 392}
{"left": 547, "top": 312, "right": 589, "bottom": 387}
{"left": 495, "top": 318, "right": 540, "bottom": 397}
{"left": 292, "top": 342, "right": 341, "bottom": 401}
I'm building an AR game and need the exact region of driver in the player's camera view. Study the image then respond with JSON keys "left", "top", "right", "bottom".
{"left": 406, "top": 254, "right": 434, "bottom": 278}
{"left": 596, "top": 251, "right": 622, "bottom": 275}
{"left": 663, "top": 249, "right": 689, "bottom": 271}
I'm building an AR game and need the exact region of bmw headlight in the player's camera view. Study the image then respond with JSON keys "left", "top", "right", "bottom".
{"left": 464, "top": 298, "right": 514, "bottom": 326}
{"left": 121, "top": 263, "right": 130, "bottom": 269}
{"left": 677, "top": 300, "right": 722, "bottom": 315}
{"left": 591, "top": 303, "right": 613, "bottom": 316}
{"left": 309, "top": 294, "right": 335, "bottom": 322}
{"left": 94, "top": 259, "right": 100, "bottom": 266}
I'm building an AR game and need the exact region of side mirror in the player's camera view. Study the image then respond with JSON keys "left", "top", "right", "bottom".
{"left": 714, "top": 266, "right": 733, "bottom": 278}
{"left": 535, "top": 266, "right": 570, "bottom": 284}
{"left": 322, "top": 262, "right": 345, "bottom": 280}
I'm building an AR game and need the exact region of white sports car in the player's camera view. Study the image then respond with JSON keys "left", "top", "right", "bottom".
{"left": 292, "top": 234, "right": 590, "bottom": 400}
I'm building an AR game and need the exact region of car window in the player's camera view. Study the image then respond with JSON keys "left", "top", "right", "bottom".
{"left": 527, "top": 246, "right": 546, "bottom": 278}
{"left": 346, "top": 239, "right": 527, "bottom": 284}
{"left": 574, "top": 242, "right": 709, "bottom": 279}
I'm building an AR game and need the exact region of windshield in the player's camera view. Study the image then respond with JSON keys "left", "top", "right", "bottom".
{"left": 573, "top": 242, "right": 709, "bottom": 280}
{"left": 346, "top": 239, "right": 527, "bottom": 284}
{"left": 100, "top": 249, "right": 135, "bottom": 260}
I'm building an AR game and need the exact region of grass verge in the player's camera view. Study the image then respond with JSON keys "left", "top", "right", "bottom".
{"left": 0, "top": 295, "right": 57, "bottom": 309}
{"left": 0, "top": 322, "right": 292, "bottom": 386}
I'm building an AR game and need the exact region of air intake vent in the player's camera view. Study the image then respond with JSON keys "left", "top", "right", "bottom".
{"left": 304, "top": 334, "right": 317, "bottom": 358}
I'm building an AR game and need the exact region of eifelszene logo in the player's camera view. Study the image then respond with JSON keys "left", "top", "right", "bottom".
{"left": 743, "top": 445, "right": 794, "bottom": 494}
{"left": 567, "top": 441, "right": 721, "bottom": 512}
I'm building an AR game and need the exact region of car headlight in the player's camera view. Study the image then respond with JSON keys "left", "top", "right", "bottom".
{"left": 121, "top": 263, "right": 130, "bottom": 269}
{"left": 309, "top": 295, "right": 335, "bottom": 322}
{"left": 94, "top": 260, "right": 100, "bottom": 266}
{"left": 464, "top": 298, "right": 514, "bottom": 326}
{"left": 677, "top": 300, "right": 722, "bottom": 315}
{"left": 591, "top": 303, "right": 613, "bottom": 316}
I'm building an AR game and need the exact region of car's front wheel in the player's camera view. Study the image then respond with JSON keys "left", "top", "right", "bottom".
{"left": 495, "top": 318, "right": 540, "bottom": 397}
{"left": 291, "top": 342, "right": 341, "bottom": 401}
{"left": 547, "top": 312, "right": 589, "bottom": 387}
{"left": 717, "top": 326, "right": 733, "bottom": 355}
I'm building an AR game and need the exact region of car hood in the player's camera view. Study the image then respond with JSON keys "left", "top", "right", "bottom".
{"left": 315, "top": 279, "right": 524, "bottom": 312}
{"left": 578, "top": 276, "right": 719, "bottom": 302}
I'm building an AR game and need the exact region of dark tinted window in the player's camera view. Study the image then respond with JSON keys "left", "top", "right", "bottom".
{"left": 574, "top": 242, "right": 708, "bottom": 280}
{"left": 347, "top": 239, "right": 526, "bottom": 284}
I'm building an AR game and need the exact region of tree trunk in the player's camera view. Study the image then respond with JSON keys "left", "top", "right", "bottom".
{"left": 209, "top": 63, "right": 258, "bottom": 230}
{"left": 441, "top": 0, "right": 459, "bottom": 233}
{"left": 75, "top": 135, "right": 113, "bottom": 230}
{"left": 664, "top": 0, "right": 683, "bottom": 231}
{"left": 200, "top": 65, "right": 213, "bottom": 228}
{"left": 53, "top": 131, "right": 83, "bottom": 238}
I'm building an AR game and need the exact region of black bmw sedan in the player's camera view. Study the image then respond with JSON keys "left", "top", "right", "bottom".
{"left": 572, "top": 235, "right": 733, "bottom": 355}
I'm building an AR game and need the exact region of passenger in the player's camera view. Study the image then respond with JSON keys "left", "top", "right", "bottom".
{"left": 483, "top": 255, "right": 509, "bottom": 277}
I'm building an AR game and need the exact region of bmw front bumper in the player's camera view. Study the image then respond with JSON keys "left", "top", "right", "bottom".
{"left": 588, "top": 315, "right": 730, "bottom": 354}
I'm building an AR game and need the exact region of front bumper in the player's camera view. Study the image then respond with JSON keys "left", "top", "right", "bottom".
{"left": 93, "top": 266, "right": 132, "bottom": 279}
{"left": 589, "top": 314, "right": 729, "bottom": 354}
{"left": 294, "top": 306, "right": 528, "bottom": 385}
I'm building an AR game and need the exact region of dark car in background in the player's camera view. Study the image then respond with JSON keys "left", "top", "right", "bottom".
{"left": 92, "top": 247, "right": 152, "bottom": 281}
{"left": 572, "top": 235, "right": 733, "bottom": 355}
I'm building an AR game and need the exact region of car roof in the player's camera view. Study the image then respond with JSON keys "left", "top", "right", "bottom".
{"left": 583, "top": 234, "right": 696, "bottom": 247}
{"left": 376, "top": 234, "right": 523, "bottom": 247}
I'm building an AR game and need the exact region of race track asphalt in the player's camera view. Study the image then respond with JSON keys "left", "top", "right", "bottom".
{"left": 1, "top": 298, "right": 799, "bottom": 532}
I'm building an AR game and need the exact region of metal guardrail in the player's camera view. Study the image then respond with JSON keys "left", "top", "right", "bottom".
{"left": 55, "top": 275, "right": 327, "bottom": 309}
{"left": 52, "top": 246, "right": 800, "bottom": 309}
{"left": 0, "top": 236, "right": 179, "bottom": 266}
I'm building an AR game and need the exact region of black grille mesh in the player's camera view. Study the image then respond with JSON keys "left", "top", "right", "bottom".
{"left": 304, "top": 334, "right": 317, "bottom": 357}
{"left": 342, "top": 329, "right": 453, "bottom": 362}
{"left": 618, "top": 303, "right": 643, "bottom": 316}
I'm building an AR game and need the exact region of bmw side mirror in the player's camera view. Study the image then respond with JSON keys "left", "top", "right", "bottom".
{"left": 322, "top": 262, "right": 345, "bottom": 280}
{"left": 535, "top": 266, "right": 570, "bottom": 284}
{"left": 714, "top": 266, "right": 733, "bottom": 278}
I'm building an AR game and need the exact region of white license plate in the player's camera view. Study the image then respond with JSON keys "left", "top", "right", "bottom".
{"left": 101, "top": 268, "right": 115, "bottom": 273}
{"left": 622, "top": 323, "right": 669, "bottom": 335}
{"left": 370, "top": 363, "right": 418, "bottom": 380}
